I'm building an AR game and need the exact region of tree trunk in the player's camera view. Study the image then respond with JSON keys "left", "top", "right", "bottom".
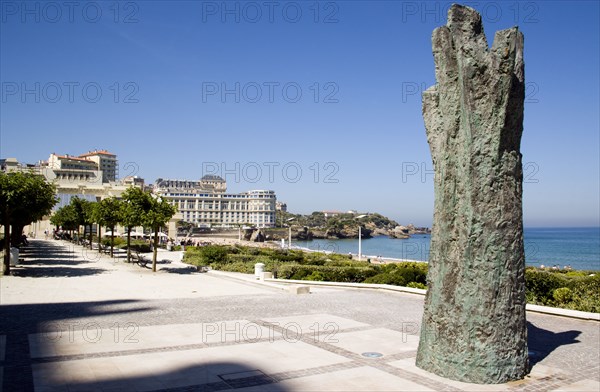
{"left": 152, "top": 226, "right": 159, "bottom": 272}
{"left": 127, "top": 227, "right": 132, "bottom": 263}
{"left": 88, "top": 224, "right": 93, "bottom": 249}
{"left": 110, "top": 226, "right": 115, "bottom": 257}
{"left": 3, "top": 222, "right": 11, "bottom": 275}
{"left": 11, "top": 222, "right": 25, "bottom": 246}
{"left": 97, "top": 224, "right": 102, "bottom": 252}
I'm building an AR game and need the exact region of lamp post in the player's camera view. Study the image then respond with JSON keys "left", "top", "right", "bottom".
{"left": 355, "top": 214, "right": 367, "bottom": 261}
{"left": 287, "top": 217, "right": 296, "bottom": 249}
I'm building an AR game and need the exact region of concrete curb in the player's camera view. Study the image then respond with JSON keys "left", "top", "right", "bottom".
{"left": 265, "top": 277, "right": 428, "bottom": 296}
{"left": 525, "top": 304, "right": 600, "bottom": 321}
{"left": 207, "top": 270, "right": 291, "bottom": 292}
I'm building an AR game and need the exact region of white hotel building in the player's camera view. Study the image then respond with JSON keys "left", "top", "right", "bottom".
{"left": 153, "top": 175, "right": 277, "bottom": 228}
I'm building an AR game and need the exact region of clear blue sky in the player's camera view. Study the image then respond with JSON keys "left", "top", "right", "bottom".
{"left": 1, "top": 1, "right": 599, "bottom": 227}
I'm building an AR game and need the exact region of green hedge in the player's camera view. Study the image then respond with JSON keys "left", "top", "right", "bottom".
{"left": 101, "top": 237, "right": 126, "bottom": 247}
{"left": 210, "top": 261, "right": 255, "bottom": 274}
{"left": 525, "top": 268, "right": 599, "bottom": 313}
{"left": 363, "top": 262, "right": 428, "bottom": 286}
{"left": 127, "top": 243, "right": 151, "bottom": 253}
{"left": 183, "top": 245, "right": 229, "bottom": 265}
{"left": 226, "top": 253, "right": 258, "bottom": 264}
{"left": 276, "top": 264, "right": 378, "bottom": 283}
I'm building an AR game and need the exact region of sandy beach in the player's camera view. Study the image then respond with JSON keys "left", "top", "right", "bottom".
{"left": 185, "top": 235, "right": 423, "bottom": 265}
{"left": 181, "top": 236, "right": 280, "bottom": 249}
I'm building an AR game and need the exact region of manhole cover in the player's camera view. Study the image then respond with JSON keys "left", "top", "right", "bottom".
{"left": 362, "top": 352, "right": 383, "bottom": 358}
{"left": 218, "top": 370, "right": 276, "bottom": 389}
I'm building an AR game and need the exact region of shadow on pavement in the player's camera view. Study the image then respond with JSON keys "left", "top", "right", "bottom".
{"left": 160, "top": 266, "right": 198, "bottom": 274}
{"left": 527, "top": 321, "right": 581, "bottom": 366}
{"left": 10, "top": 239, "right": 109, "bottom": 277}
{"left": 45, "top": 362, "right": 291, "bottom": 391}
{"left": 1, "top": 299, "right": 291, "bottom": 391}
{"left": 0, "top": 299, "right": 156, "bottom": 391}
{"left": 11, "top": 266, "right": 106, "bottom": 278}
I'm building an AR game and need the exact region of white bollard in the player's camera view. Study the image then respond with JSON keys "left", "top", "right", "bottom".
{"left": 254, "top": 263, "right": 265, "bottom": 279}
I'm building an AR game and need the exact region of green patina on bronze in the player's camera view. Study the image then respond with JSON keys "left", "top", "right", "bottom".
{"left": 416, "top": 4, "right": 528, "bottom": 384}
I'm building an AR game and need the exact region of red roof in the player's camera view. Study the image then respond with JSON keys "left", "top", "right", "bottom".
{"left": 79, "top": 150, "right": 116, "bottom": 157}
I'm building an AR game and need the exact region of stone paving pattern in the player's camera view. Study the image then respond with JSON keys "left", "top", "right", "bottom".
{"left": 0, "top": 240, "right": 598, "bottom": 391}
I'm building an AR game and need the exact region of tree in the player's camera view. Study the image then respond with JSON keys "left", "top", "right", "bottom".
{"left": 70, "top": 197, "right": 96, "bottom": 248}
{"left": 120, "top": 187, "right": 146, "bottom": 263}
{"left": 50, "top": 204, "right": 78, "bottom": 235}
{"left": 141, "top": 193, "right": 177, "bottom": 272}
{"left": 95, "top": 197, "right": 123, "bottom": 257}
{"left": 0, "top": 171, "right": 57, "bottom": 275}
{"left": 176, "top": 219, "right": 193, "bottom": 233}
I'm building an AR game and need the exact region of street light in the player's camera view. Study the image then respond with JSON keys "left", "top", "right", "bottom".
{"left": 287, "top": 217, "right": 296, "bottom": 249}
{"left": 355, "top": 214, "right": 367, "bottom": 261}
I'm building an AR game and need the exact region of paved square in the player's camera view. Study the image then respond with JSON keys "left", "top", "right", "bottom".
{"left": 1, "top": 240, "right": 599, "bottom": 391}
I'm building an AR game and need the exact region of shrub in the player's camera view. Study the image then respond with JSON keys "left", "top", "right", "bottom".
{"left": 569, "top": 274, "right": 600, "bottom": 313}
{"left": 211, "top": 262, "right": 255, "bottom": 274}
{"left": 304, "top": 271, "right": 326, "bottom": 281}
{"left": 226, "top": 253, "right": 259, "bottom": 264}
{"left": 325, "top": 259, "right": 372, "bottom": 268}
{"left": 553, "top": 287, "right": 573, "bottom": 304}
{"left": 525, "top": 269, "right": 565, "bottom": 304}
{"left": 407, "top": 282, "right": 427, "bottom": 290}
{"left": 526, "top": 269, "right": 600, "bottom": 312}
{"left": 364, "top": 263, "right": 427, "bottom": 287}
{"left": 183, "top": 254, "right": 204, "bottom": 266}
{"left": 246, "top": 247, "right": 261, "bottom": 256}
{"left": 196, "top": 245, "right": 229, "bottom": 264}
{"left": 277, "top": 264, "right": 378, "bottom": 283}
{"left": 126, "top": 240, "right": 151, "bottom": 253}
{"left": 101, "top": 237, "right": 125, "bottom": 247}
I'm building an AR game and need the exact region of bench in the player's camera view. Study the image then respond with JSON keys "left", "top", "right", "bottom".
{"left": 131, "top": 252, "right": 150, "bottom": 268}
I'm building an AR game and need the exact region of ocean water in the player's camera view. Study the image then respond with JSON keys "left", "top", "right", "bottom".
{"left": 293, "top": 227, "right": 600, "bottom": 271}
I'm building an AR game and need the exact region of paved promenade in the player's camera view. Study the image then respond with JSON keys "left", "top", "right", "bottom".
{"left": 1, "top": 239, "right": 598, "bottom": 391}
